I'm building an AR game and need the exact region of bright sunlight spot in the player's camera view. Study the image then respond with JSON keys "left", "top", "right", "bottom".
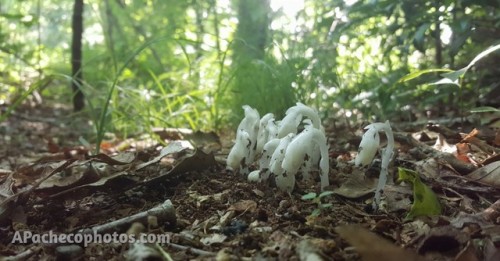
{"left": 441, "top": 23, "right": 452, "bottom": 45}
{"left": 270, "top": 0, "right": 304, "bottom": 32}
{"left": 270, "top": 0, "right": 304, "bottom": 17}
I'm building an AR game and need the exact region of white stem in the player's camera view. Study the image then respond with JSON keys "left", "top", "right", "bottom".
{"left": 256, "top": 113, "right": 275, "bottom": 155}
{"left": 372, "top": 120, "right": 394, "bottom": 210}
{"left": 271, "top": 134, "right": 295, "bottom": 193}
{"left": 259, "top": 138, "right": 280, "bottom": 181}
{"left": 226, "top": 130, "right": 251, "bottom": 172}
{"left": 238, "top": 105, "right": 260, "bottom": 166}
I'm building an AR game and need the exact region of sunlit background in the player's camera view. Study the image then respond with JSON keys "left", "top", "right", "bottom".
{"left": 0, "top": 0, "right": 496, "bottom": 132}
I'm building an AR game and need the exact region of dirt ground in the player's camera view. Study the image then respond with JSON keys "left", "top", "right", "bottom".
{"left": 1, "top": 104, "right": 499, "bottom": 260}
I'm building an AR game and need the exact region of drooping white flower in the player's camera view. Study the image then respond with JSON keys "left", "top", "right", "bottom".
{"left": 227, "top": 102, "right": 330, "bottom": 195}
{"left": 354, "top": 121, "right": 394, "bottom": 210}
{"left": 277, "top": 112, "right": 301, "bottom": 138}
{"left": 239, "top": 105, "right": 260, "bottom": 164}
{"left": 354, "top": 125, "right": 380, "bottom": 167}
{"left": 237, "top": 105, "right": 260, "bottom": 134}
{"left": 226, "top": 130, "right": 251, "bottom": 172}
{"left": 277, "top": 103, "right": 322, "bottom": 138}
{"left": 282, "top": 126, "right": 330, "bottom": 190}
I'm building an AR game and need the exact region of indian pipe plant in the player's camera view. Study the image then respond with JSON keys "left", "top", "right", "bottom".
{"left": 354, "top": 121, "right": 394, "bottom": 210}
{"left": 227, "top": 103, "right": 330, "bottom": 194}
{"left": 226, "top": 103, "right": 395, "bottom": 206}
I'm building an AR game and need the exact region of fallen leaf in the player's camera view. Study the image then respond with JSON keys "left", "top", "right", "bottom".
{"left": 433, "top": 133, "right": 457, "bottom": 154}
{"left": 296, "top": 239, "right": 327, "bottom": 261}
{"left": 200, "top": 233, "right": 227, "bottom": 245}
{"left": 332, "top": 169, "right": 376, "bottom": 199}
{"left": 465, "top": 161, "right": 500, "bottom": 188}
{"left": 228, "top": 200, "right": 257, "bottom": 213}
{"left": 135, "top": 141, "right": 186, "bottom": 170}
{"left": 397, "top": 167, "right": 441, "bottom": 221}
{"left": 414, "top": 158, "right": 440, "bottom": 179}
{"left": 35, "top": 162, "right": 100, "bottom": 195}
{"left": 484, "top": 238, "right": 500, "bottom": 261}
{"left": 335, "top": 225, "right": 427, "bottom": 261}
{"left": 455, "top": 241, "right": 479, "bottom": 261}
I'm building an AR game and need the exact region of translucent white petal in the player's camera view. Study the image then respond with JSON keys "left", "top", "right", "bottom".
{"left": 354, "top": 127, "right": 380, "bottom": 167}
{"left": 226, "top": 130, "right": 250, "bottom": 172}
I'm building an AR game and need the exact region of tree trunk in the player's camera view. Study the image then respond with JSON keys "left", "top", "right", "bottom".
{"left": 433, "top": 0, "right": 442, "bottom": 66}
{"left": 233, "top": 0, "right": 270, "bottom": 64}
{"left": 71, "top": 0, "right": 85, "bottom": 112}
{"left": 230, "top": 0, "right": 281, "bottom": 118}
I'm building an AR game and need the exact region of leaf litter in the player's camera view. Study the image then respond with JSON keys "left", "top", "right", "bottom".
{"left": 0, "top": 104, "right": 499, "bottom": 260}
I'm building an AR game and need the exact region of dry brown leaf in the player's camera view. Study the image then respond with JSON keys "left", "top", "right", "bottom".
{"left": 465, "top": 161, "right": 500, "bottom": 188}
{"left": 455, "top": 241, "right": 479, "bottom": 261}
{"left": 332, "top": 169, "right": 376, "bottom": 199}
{"left": 228, "top": 200, "right": 257, "bottom": 213}
{"left": 336, "top": 225, "right": 427, "bottom": 261}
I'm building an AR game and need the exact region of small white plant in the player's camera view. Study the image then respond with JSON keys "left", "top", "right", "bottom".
{"left": 226, "top": 130, "right": 251, "bottom": 173}
{"left": 227, "top": 106, "right": 260, "bottom": 175}
{"left": 239, "top": 105, "right": 260, "bottom": 164}
{"left": 278, "top": 102, "right": 321, "bottom": 138}
{"left": 354, "top": 120, "right": 394, "bottom": 210}
{"left": 228, "top": 103, "right": 329, "bottom": 194}
{"left": 270, "top": 133, "right": 295, "bottom": 194}
{"left": 354, "top": 126, "right": 380, "bottom": 167}
{"left": 258, "top": 138, "right": 280, "bottom": 181}
{"left": 281, "top": 126, "right": 329, "bottom": 190}
{"left": 256, "top": 113, "right": 277, "bottom": 156}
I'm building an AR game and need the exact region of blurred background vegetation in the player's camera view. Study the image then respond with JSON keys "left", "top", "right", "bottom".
{"left": 1, "top": 0, "right": 499, "bottom": 139}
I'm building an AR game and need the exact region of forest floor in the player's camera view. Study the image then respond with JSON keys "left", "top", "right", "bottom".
{"left": 0, "top": 103, "right": 499, "bottom": 261}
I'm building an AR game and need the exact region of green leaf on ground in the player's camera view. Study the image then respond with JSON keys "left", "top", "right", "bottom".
{"left": 397, "top": 167, "right": 441, "bottom": 221}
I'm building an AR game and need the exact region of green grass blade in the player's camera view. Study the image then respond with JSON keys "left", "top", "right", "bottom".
{"left": 397, "top": 68, "right": 452, "bottom": 83}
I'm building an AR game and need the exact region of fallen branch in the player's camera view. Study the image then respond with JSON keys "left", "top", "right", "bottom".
{"left": 79, "top": 200, "right": 176, "bottom": 235}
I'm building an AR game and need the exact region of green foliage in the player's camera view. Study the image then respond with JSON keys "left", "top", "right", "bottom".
{"left": 1, "top": 0, "right": 498, "bottom": 144}
{"left": 397, "top": 167, "right": 441, "bottom": 221}
{"left": 284, "top": 0, "right": 500, "bottom": 121}
{"left": 435, "top": 44, "right": 500, "bottom": 86}
{"left": 88, "top": 35, "right": 218, "bottom": 152}
{"left": 301, "top": 191, "right": 334, "bottom": 217}
{"left": 470, "top": 106, "right": 500, "bottom": 113}
{"left": 0, "top": 77, "right": 51, "bottom": 123}
{"left": 229, "top": 56, "right": 299, "bottom": 121}
{"left": 399, "top": 44, "right": 500, "bottom": 115}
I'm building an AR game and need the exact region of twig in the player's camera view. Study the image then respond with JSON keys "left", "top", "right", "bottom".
{"left": 79, "top": 200, "right": 176, "bottom": 234}
{"left": 3, "top": 247, "right": 40, "bottom": 261}
{"left": 166, "top": 242, "right": 216, "bottom": 256}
